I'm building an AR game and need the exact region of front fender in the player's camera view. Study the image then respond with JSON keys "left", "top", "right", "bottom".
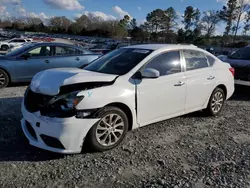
{"left": 0, "top": 64, "right": 12, "bottom": 80}
{"left": 76, "top": 85, "right": 135, "bottom": 110}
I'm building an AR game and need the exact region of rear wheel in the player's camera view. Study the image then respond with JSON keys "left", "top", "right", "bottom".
{"left": 205, "top": 88, "right": 225, "bottom": 116}
{"left": 86, "top": 107, "right": 128, "bottom": 152}
{"left": 0, "top": 69, "right": 9, "bottom": 89}
{"left": 1, "top": 45, "right": 9, "bottom": 51}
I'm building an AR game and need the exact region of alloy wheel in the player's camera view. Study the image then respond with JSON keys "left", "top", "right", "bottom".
{"left": 96, "top": 114, "right": 125, "bottom": 146}
{"left": 211, "top": 91, "right": 224, "bottom": 113}
{"left": 0, "top": 73, "right": 6, "bottom": 87}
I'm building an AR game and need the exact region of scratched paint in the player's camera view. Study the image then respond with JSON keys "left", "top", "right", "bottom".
{"left": 88, "top": 91, "right": 93, "bottom": 97}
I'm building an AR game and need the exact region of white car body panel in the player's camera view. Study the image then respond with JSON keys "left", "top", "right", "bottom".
{"left": 21, "top": 44, "right": 235, "bottom": 154}
{"left": 184, "top": 67, "right": 217, "bottom": 112}
{"left": 137, "top": 72, "right": 186, "bottom": 126}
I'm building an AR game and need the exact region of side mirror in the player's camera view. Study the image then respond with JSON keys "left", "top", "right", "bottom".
{"left": 141, "top": 68, "right": 160, "bottom": 79}
{"left": 21, "top": 54, "right": 31, "bottom": 60}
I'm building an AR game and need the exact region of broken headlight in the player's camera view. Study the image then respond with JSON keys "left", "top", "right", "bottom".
{"left": 48, "top": 91, "right": 84, "bottom": 112}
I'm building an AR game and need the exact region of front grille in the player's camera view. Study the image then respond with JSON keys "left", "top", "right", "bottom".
{"left": 24, "top": 89, "right": 53, "bottom": 113}
{"left": 25, "top": 120, "right": 37, "bottom": 140}
{"left": 40, "top": 134, "right": 65, "bottom": 149}
{"left": 233, "top": 67, "right": 250, "bottom": 81}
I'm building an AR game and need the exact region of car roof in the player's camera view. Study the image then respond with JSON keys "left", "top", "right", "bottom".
{"left": 32, "top": 42, "right": 75, "bottom": 47}
{"left": 124, "top": 44, "right": 198, "bottom": 51}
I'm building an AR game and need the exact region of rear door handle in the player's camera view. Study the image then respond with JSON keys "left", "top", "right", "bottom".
{"left": 174, "top": 81, "right": 185, "bottom": 86}
{"left": 75, "top": 57, "right": 80, "bottom": 61}
{"left": 207, "top": 76, "right": 215, "bottom": 80}
{"left": 44, "top": 60, "right": 50, "bottom": 63}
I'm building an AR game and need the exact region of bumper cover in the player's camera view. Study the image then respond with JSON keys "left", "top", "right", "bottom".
{"left": 235, "top": 79, "right": 250, "bottom": 86}
{"left": 21, "top": 102, "right": 99, "bottom": 154}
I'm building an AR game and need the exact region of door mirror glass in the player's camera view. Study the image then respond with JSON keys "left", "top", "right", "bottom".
{"left": 141, "top": 68, "right": 160, "bottom": 79}
{"left": 21, "top": 53, "right": 31, "bottom": 60}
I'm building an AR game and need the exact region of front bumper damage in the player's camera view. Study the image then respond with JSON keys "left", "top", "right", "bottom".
{"left": 21, "top": 101, "right": 99, "bottom": 154}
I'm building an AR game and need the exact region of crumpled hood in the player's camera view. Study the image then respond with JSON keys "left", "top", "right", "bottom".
{"left": 30, "top": 68, "right": 118, "bottom": 96}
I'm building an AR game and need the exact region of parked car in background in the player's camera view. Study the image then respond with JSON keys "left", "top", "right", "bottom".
{"left": 7, "top": 42, "right": 33, "bottom": 53}
{"left": 0, "top": 42, "right": 101, "bottom": 88}
{"left": 21, "top": 44, "right": 234, "bottom": 154}
{"left": 89, "top": 42, "right": 132, "bottom": 54}
{"left": 218, "top": 46, "right": 250, "bottom": 86}
{"left": 0, "top": 38, "right": 31, "bottom": 51}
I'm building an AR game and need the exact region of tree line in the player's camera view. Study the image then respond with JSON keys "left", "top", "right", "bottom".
{"left": 0, "top": 0, "right": 250, "bottom": 46}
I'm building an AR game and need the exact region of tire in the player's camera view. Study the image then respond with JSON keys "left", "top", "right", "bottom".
{"left": 204, "top": 88, "right": 225, "bottom": 116}
{"left": 1, "top": 45, "right": 9, "bottom": 51}
{"left": 0, "top": 69, "right": 9, "bottom": 89}
{"left": 85, "top": 106, "right": 129, "bottom": 152}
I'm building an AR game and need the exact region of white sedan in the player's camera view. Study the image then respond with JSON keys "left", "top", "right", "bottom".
{"left": 21, "top": 44, "right": 235, "bottom": 154}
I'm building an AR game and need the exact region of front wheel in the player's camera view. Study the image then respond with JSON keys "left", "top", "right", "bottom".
{"left": 205, "top": 88, "right": 225, "bottom": 116}
{"left": 1, "top": 45, "right": 9, "bottom": 51}
{"left": 86, "top": 107, "right": 128, "bottom": 152}
{"left": 0, "top": 69, "right": 9, "bottom": 89}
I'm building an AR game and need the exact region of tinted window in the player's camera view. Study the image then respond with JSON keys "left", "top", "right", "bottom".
{"left": 55, "top": 46, "right": 83, "bottom": 56}
{"left": 183, "top": 50, "right": 209, "bottom": 71}
{"left": 206, "top": 54, "right": 216, "bottom": 66}
{"left": 230, "top": 47, "right": 250, "bottom": 60}
{"left": 24, "top": 46, "right": 52, "bottom": 57}
{"left": 144, "top": 51, "right": 181, "bottom": 76}
{"left": 84, "top": 48, "right": 153, "bottom": 75}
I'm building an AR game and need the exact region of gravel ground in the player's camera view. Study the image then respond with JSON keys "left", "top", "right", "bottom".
{"left": 1, "top": 85, "right": 250, "bottom": 188}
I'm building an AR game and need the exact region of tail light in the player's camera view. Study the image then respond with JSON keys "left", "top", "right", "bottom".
{"left": 229, "top": 67, "right": 235, "bottom": 76}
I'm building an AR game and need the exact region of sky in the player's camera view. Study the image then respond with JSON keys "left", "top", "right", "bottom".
{"left": 0, "top": 0, "right": 236, "bottom": 34}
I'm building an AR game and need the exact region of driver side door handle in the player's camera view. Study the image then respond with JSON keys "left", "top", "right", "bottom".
{"left": 44, "top": 60, "right": 50, "bottom": 64}
{"left": 207, "top": 76, "right": 215, "bottom": 80}
{"left": 174, "top": 81, "right": 185, "bottom": 86}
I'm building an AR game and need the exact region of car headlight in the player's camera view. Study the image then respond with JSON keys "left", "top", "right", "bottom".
{"left": 49, "top": 91, "right": 84, "bottom": 112}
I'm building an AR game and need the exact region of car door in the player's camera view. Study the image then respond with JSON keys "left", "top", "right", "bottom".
{"left": 14, "top": 45, "right": 54, "bottom": 81}
{"left": 52, "top": 46, "right": 83, "bottom": 68}
{"left": 137, "top": 51, "right": 187, "bottom": 126}
{"left": 182, "top": 50, "right": 217, "bottom": 113}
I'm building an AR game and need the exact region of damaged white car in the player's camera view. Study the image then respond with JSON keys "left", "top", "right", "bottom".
{"left": 21, "top": 44, "right": 235, "bottom": 154}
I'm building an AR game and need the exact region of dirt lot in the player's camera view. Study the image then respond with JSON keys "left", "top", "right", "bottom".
{"left": 0, "top": 85, "right": 250, "bottom": 188}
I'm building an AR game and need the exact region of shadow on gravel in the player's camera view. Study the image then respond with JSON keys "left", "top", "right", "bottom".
{"left": 0, "top": 97, "right": 64, "bottom": 162}
{"left": 8, "top": 82, "right": 30, "bottom": 88}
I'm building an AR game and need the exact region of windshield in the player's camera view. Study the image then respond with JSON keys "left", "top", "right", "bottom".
{"left": 84, "top": 48, "right": 153, "bottom": 75}
{"left": 6, "top": 43, "right": 36, "bottom": 56}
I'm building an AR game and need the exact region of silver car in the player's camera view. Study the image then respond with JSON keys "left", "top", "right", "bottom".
{"left": 0, "top": 42, "right": 101, "bottom": 88}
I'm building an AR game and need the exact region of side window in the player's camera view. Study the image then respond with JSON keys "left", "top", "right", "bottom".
{"left": 144, "top": 51, "right": 181, "bottom": 76}
{"left": 55, "top": 46, "right": 83, "bottom": 56}
{"left": 10, "top": 39, "right": 17, "bottom": 43}
{"left": 25, "top": 46, "right": 52, "bottom": 57}
{"left": 183, "top": 50, "right": 209, "bottom": 71}
{"left": 231, "top": 47, "right": 250, "bottom": 60}
{"left": 206, "top": 54, "right": 216, "bottom": 66}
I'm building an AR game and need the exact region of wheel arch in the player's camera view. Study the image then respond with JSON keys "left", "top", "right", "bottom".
{"left": 105, "top": 102, "right": 133, "bottom": 131}
{"left": 216, "top": 84, "right": 227, "bottom": 99}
